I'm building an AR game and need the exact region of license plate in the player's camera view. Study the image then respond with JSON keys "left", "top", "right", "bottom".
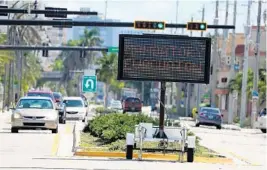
{"left": 208, "top": 115, "right": 213, "bottom": 119}
{"left": 131, "top": 107, "right": 135, "bottom": 111}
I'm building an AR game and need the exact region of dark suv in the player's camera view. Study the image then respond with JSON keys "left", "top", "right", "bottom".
{"left": 53, "top": 92, "right": 66, "bottom": 124}
{"left": 122, "top": 97, "right": 142, "bottom": 113}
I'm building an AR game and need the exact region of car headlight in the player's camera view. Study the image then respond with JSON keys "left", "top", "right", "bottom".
{"left": 13, "top": 113, "right": 22, "bottom": 119}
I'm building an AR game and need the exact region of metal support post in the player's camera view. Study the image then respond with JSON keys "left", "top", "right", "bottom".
{"left": 186, "top": 17, "right": 193, "bottom": 116}
{"left": 228, "top": 0, "right": 237, "bottom": 124}
{"left": 210, "top": 0, "right": 219, "bottom": 107}
{"left": 197, "top": 5, "right": 205, "bottom": 113}
{"left": 251, "top": 0, "right": 262, "bottom": 128}
{"left": 240, "top": 0, "right": 252, "bottom": 127}
{"left": 158, "top": 81, "right": 166, "bottom": 138}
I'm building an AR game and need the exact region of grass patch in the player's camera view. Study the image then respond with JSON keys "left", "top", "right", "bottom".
{"left": 80, "top": 133, "right": 219, "bottom": 158}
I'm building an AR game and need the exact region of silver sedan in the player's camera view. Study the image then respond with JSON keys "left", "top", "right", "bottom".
{"left": 11, "top": 96, "right": 60, "bottom": 133}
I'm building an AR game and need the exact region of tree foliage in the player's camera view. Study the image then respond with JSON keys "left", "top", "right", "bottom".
{"left": 229, "top": 68, "right": 266, "bottom": 104}
{"left": 21, "top": 52, "right": 41, "bottom": 93}
{"left": 96, "top": 52, "right": 125, "bottom": 95}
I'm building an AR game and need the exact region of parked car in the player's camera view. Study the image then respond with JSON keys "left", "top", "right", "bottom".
{"left": 255, "top": 108, "right": 266, "bottom": 133}
{"left": 108, "top": 100, "right": 123, "bottom": 113}
{"left": 27, "top": 90, "right": 56, "bottom": 103}
{"left": 10, "top": 96, "right": 60, "bottom": 133}
{"left": 122, "top": 97, "right": 142, "bottom": 113}
{"left": 53, "top": 92, "right": 66, "bottom": 124}
{"left": 195, "top": 107, "right": 223, "bottom": 129}
{"left": 63, "top": 97, "right": 87, "bottom": 122}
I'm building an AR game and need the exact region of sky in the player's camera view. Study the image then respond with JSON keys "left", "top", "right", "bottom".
{"left": 37, "top": 0, "right": 266, "bottom": 36}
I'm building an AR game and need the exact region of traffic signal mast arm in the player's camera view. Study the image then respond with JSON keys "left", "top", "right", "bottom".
{"left": 0, "top": 19, "right": 235, "bottom": 29}
{"left": 0, "top": 8, "right": 97, "bottom": 15}
{"left": 0, "top": 45, "right": 108, "bottom": 51}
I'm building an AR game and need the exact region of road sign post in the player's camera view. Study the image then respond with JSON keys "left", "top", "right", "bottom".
{"left": 82, "top": 76, "right": 97, "bottom": 93}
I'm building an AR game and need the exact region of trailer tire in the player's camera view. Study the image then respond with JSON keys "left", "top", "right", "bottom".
{"left": 187, "top": 148, "right": 194, "bottom": 162}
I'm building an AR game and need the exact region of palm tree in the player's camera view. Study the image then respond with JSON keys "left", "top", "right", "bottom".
{"left": 59, "top": 28, "right": 103, "bottom": 91}
{"left": 97, "top": 52, "right": 124, "bottom": 107}
{"left": 7, "top": 1, "right": 42, "bottom": 97}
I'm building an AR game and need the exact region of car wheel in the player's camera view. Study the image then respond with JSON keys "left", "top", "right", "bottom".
{"left": 195, "top": 123, "right": 200, "bottom": 127}
{"left": 123, "top": 110, "right": 126, "bottom": 114}
{"left": 260, "top": 129, "right": 266, "bottom": 133}
{"left": 52, "top": 127, "right": 58, "bottom": 134}
{"left": 11, "top": 127, "right": 18, "bottom": 133}
{"left": 62, "top": 118, "right": 66, "bottom": 124}
{"left": 59, "top": 117, "right": 63, "bottom": 124}
{"left": 216, "top": 125, "right": 222, "bottom": 130}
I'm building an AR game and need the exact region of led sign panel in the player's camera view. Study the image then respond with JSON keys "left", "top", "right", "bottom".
{"left": 117, "top": 34, "right": 211, "bottom": 84}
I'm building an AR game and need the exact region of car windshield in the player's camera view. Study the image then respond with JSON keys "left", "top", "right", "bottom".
{"left": 63, "top": 100, "right": 84, "bottom": 107}
{"left": 201, "top": 108, "right": 220, "bottom": 114}
{"left": 125, "top": 98, "right": 140, "bottom": 103}
{"left": 16, "top": 99, "right": 53, "bottom": 109}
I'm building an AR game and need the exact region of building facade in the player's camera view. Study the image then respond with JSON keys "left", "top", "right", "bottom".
{"left": 215, "top": 26, "right": 266, "bottom": 122}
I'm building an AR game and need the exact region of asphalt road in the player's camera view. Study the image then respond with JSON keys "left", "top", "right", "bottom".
{"left": 184, "top": 120, "right": 267, "bottom": 168}
{"left": 0, "top": 109, "right": 266, "bottom": 170}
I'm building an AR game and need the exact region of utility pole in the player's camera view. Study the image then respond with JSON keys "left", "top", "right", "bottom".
{"left": 251, "top": 0, "right": 262, "bottom": 128}
{"left": 221, "top": 0, "right": 229, "bottom": 68}
{"left": 253, "top": 0, "right": 262, "bottom": 94}
{"left": 175, "top": 0, "right": 180, "bottom": 113}
{"left": 240, "top": 0, "right": 252, "bottom": 127}
{"left": 228, "top": 0, "right": 237, "bottom": 124}
{"left": 197, "top": 5, "right": 205, "bottom": 113}
{"left": 185, "top": 16, "right": 193, "bottom": 117}
{"left": 210, "top": 0, "right": 219, "bottom": 106}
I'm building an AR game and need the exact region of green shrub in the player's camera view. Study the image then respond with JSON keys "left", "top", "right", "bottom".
{"left": 95, "top": 107, "right": 119, "bottom": 115}
{"left": 87, "top": 113, "right": 158, "bottom": 143}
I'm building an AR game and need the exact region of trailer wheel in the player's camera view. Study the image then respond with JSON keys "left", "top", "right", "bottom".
{"left": 187, "top": 148, "right": 194, "bottom": 162}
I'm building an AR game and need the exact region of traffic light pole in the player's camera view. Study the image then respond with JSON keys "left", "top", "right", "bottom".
{"left": 0, "top": 19, "right": 235, "bottom": 29}
{"left": 0, "top": 45, "right": 109, "bottom": 51}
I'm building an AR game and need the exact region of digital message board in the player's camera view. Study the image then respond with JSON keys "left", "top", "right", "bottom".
{"left": 117, "top": 34, "right": 211, "bottom": 84}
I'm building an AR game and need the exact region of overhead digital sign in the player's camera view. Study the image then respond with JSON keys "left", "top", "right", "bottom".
{"left": 117, "top": 34, "right": 211, "bottom": 84}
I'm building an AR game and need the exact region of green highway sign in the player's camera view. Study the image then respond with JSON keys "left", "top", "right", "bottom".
{"left": 82, "top": 75, "right": 97, "bottom": 93}
{"left": 108, "top": 47, "right": 119, "bottom": 53}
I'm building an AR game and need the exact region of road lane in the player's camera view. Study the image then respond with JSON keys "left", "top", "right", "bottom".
{"left": 0, "top": 112, "right": 75, "bottom": 161}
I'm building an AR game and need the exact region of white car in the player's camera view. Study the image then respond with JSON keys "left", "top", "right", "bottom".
{"left": 11, "top": 96, "right": 60, "bottom": 133}
{"left": 255, "top": 108, "right": 266, "bottom": 133}
{"left": 108, "top": 100, "right": 123, "bottom": 113}
{"left": 63, "top": 97, "right": 87, "bottom": 122}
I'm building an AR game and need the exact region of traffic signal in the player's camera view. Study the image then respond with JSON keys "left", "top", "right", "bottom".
{"left": 44, "top": 7, "right": 67, "bottom": 18}
{"left": 134, "top": 21, "right": 165, "bottom": 30}
{"left": 42, "top": 43, "right": 48, "bottom": 57}
{"left": 0, "top": 6, "right": 8, "bottom": 16}
{"left": 186, "top": 22, "right": 207, "bottom": 31}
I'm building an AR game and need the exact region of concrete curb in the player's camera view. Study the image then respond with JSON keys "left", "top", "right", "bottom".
{"left": 74, "top": 151, "right": 234, "bottom": 164}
